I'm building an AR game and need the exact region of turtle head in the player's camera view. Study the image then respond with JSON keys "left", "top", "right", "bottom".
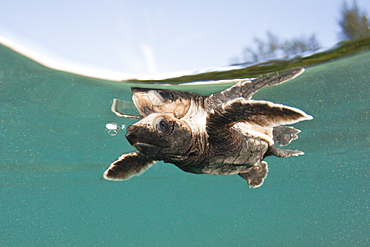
{"left": 131, "top": 88, "right": 192, "bottom": 118}
{"left": 125, "top": 113, "right": 192, "bottom": 160}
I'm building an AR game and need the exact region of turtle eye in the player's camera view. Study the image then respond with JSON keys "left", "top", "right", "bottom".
{"left": 159, "top": 119, "right": 168, "bottom": 131}
{"left": 156, "top": 118, "right": 169, "bottom": 132}
{"left": 154, "top": 115, "right": 173, "bottom": 133}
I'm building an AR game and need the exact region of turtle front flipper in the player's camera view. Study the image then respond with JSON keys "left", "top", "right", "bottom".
{"left": 207, "top": 98, "right": 312, "bottom": 140}
{"left": 131, "top": 88, "right": 199, "bottom": 118}
{"left": 206, "top": 67, "right": 304, "bottom": 110}
{"left": 206, "top": 98, "right": 311, "bottom": 158}
{"left": 103, "top": 151, "right": 155, "bottom": 181}
{"left": 239, "top": 161, "right": 268, "bottom": 188}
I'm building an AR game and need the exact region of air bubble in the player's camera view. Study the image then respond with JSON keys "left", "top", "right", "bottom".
{"left": 105, "top": 122, "right": 120, "bottom": 136}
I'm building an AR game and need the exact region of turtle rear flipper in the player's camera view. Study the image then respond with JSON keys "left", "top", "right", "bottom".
{"left": 239, "top": 161, "right": 268, "bottom": 188}
{"left": 273, "top": 126, "right": 301, "bottom": 146}
{"left": 264, "top": 145, "right": 304, "bottom": 158}
{"left": 104, "top": 151, "right": 155, "bottom": 181}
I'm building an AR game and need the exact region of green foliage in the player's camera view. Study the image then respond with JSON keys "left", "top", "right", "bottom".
{"left": 339, "top": 0, "right": 370, "bottom": 40}
{"left": 129, "top": 1, "right": 370, "bottom": 85}
{"left": 129, "top": 36, "right": 370, "bottom": 84}
{"left": 241, "top": 32, "right": 320, "bottom": 64}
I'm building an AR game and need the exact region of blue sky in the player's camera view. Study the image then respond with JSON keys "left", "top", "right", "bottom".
{"left": 0, "top": 0, "right": 369, "bottom": 79}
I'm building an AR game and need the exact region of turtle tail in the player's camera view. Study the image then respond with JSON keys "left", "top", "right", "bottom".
{"left": 239, "top": 161, "right": 268, "bottom": 188}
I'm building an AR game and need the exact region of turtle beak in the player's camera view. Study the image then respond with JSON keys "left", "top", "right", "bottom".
{"left": 126, "top": 125, "right": 162, "bottom": 156}
{"left": 125, "top": 125, "right": 142, "bottom": 146}
{"left": 126, "top": 125, "right": 171, "bottom": 148}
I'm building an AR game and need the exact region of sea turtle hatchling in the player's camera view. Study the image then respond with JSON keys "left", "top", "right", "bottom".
{"left": 104, "top": 67, "right": 312, "bottom": 187}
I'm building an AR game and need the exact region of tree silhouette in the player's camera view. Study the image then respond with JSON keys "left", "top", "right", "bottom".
{"left": 339, "top": 1, "right": 370, "bottom": 40}
{"left": 241, "top": 32, "right": 320, "bottom": 64}
{"left": 233, "top": 1, "right": 370, "bottom": 65}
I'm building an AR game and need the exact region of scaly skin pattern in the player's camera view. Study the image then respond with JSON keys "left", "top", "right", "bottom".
{"left": 105, "top": 67, "right": 311, "bottom": 188}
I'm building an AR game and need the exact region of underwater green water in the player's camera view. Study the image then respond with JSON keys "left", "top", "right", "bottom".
{"left": 0, "top": 44, "right": 369, "bottom": 246}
